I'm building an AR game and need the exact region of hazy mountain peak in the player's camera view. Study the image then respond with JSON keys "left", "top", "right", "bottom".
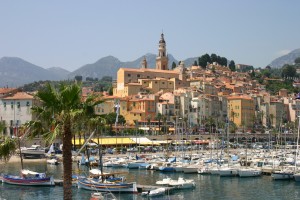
{"left": 0, "top": 57, "right": 65, "bottom": 87}
{"left": 269, "top": 48, "right": 300, "bottom": 68}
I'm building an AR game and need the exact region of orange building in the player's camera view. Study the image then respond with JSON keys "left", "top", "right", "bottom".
{"left": 227, "top": 95, "right": 255, "bottom": 129}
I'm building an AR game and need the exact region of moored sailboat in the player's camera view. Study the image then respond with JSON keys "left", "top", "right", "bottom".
{"left": 2, "top": 169, "right": 54, "bottom": 186}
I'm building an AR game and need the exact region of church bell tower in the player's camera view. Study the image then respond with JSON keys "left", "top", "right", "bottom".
{"left": 156, "top": 33, "right": 168, "bottom": 70}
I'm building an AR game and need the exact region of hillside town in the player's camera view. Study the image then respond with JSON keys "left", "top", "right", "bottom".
{"left": 0, "top": 33, "right": 299, "bottom": 144}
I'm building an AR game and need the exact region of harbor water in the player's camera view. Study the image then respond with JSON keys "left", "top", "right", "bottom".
{"left": 1, "top": 161, "right": 300, "bottom": 200}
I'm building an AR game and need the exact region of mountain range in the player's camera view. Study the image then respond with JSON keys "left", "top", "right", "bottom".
{"left": 0, "top": 49, "right": 299, "bottom": 87}
{"left": 269, "top": 48, "right": 300, "bottom": 68}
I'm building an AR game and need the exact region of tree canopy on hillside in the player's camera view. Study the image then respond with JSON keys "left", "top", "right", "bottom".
{"left": 197, "top": 53, "right": 229, "bottom": 69}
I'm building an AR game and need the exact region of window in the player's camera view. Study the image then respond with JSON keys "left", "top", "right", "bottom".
{"left": 3, "top": 102, "right": 6, "bottom": 108}
{"left": 137, "top": 74, "right": 140, "bottom": 78}
{"left": 11, "top": 102, "right": 13, "bottom": 109}
{"left": 127, "top": 74, "right": 131, "bottom": 77}
{"left": 26, "top": 101, "right": 30, "bottom": 106}
{"left": 17, "top": 102, "right": 20, "bottom": 108}
{"left": 147, "top": 76, "right": 150, "bottom": 78}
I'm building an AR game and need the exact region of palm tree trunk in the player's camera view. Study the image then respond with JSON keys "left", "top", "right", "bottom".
{"left": 158, "top": 119, "right": 161, "bottom": 135}
{"left": 62, "top": 118, "right": 73, "bottom": 200}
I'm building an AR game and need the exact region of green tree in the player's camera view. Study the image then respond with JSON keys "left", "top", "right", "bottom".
{"left": 102, "top": 112, "right": 126, "bottom": 135}
{"left": 281, "top": 64, "right": 297, "bottom": 78}
{"left": 193, "top": 60, "right": 198, "bottom": 66}
{"left": 229, "top": 60, "right": 236, "bottom": 71}
{"left": 108, "top": 86, "right": 113, "bottom": 95}
{"left": 220, "top": 57, "right": 227, "bottom": 66}
{"left": 29, "top": 82, "right": 99, "bottom": 200}
{"left": 295, "top": 57, "right": 300, "bottom": 64}
{"left": 0, "top": 137, "right": 17, "bottom": 163}
{"left": 198, "top": 53, "right": 211, "bottom": 69}
{"left": 146, "top": 114, "right": 152, "bottom": 135}
{"left": 211, "top": 54, "right": 217, "bottom": 63}
{"left": 172, "top": 62, "right": 176, "bottom": 69}
{"left": 155, "top": 113, "right": 163, "bottom": 135}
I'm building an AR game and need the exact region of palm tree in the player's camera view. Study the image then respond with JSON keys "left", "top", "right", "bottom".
{"left": 103, "top": 112, "right": 125, "bottom": 135}
{"left": 29, "top": 83, "right": 99, "bottom": 200}
{"left": 146, "top": 114, "right": 152, "bottom": 135}
{"left": 155, "top": 113, "right": 163, "bottom": 135}
{"left": 161, "top": 115, "right": 167, "bottom": 135}
{"left": 0, "top": 136, "right": 17, "bottom": 163}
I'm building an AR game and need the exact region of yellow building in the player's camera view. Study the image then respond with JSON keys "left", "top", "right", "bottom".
{"left": 227, "top": 95, "right": 255, "bottom": 129}
{"left": 119, "top": 94, "right": 157, "bottom": 126}
{"left": 113, "top": 33, "right": 187, "bottom": 97}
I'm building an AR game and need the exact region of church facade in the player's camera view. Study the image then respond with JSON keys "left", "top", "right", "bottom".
{"left": 113, "top": 33, "right": 188, "bottom": 97}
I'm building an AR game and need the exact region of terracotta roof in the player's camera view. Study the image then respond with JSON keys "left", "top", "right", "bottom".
{"left": 120, "top": 68, "right": 180, "bottom": 74}
{"left": 0, "top": 88, "right": 17, "bottom": 94}
{"left": 4, "top": 92, "right": 34, "bottom": 100}
{"left": 227, "top": 95, "right": 252, "bottom": 100}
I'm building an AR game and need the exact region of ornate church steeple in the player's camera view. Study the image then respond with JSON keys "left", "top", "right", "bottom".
{"left": 141, "top": 56, "right": 147, "bottom": 69}
{"left": 156, "top": 33, "right": 168, "bottom": 70}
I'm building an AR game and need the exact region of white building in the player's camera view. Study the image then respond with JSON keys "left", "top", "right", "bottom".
{"left": 0, "top": 92, "right": 35, "bottom": 136}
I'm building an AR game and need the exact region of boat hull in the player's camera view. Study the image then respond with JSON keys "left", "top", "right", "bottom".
{"left": 2, "top": 175, "right": 54, "bottom": 186}
{"left": 271, "top": 172, "right": 294, "bottom": 180}
{"left": 238, "top": 169, "right": 262, "bottom": 177}
{"left": 219, "top": 169, "right": 238, "bottom": 177}
{"left": 294, "top": 174, "right": 300, "bottom": 182}
{"left": 78, "top": 179, "right": 138, "bottom": 193}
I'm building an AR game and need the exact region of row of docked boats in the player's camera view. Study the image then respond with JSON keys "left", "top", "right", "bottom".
{"left": 95, "top": 146, "right": 300, "bottom": 182}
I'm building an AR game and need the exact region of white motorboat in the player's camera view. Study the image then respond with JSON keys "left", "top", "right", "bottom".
{"left": 271, "top": 170, "right": 294, "bottom": 180}
{"left": 47, "top": 158, "right": 59, "bottom": 165}
{"left": 218, "top": 167, "right": 238, "bottom": 177}
{"left": 21, "top": 145, "right": 46, "bottom": 159}
{"left": 209, "top": 166, "right": 220, "bottom": 175}
{"left": 182, "top": 163, "right": 200, "bottom": 174}
{"left": 238, "top": 168, "right": 262, "bottom": 177}
{"left": 142, "top": 187, "right": 166, "bottom": 197}
{"left": 198, "top": 166, "right": 211, "bottom": 175}
{"left": 293, "top": 172, "right": 300, "bottom": 182}
{"left": 155, "top": 177, "right": 172, "bottom": 185}
{"left": 168, "top": 177, "right": 195, "bottom": 189}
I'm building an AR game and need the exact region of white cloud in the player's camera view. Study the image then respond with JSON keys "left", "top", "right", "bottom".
{"left": 276, "top": 49, "right": 291, "bottom": 56}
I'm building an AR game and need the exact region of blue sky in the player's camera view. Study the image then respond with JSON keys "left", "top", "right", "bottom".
{"left": 0, "top": 0, "right": 299, "bottom": 71}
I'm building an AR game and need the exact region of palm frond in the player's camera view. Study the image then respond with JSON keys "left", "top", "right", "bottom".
{"left": 0, "top": 137, "right": 17, "bottom": 162}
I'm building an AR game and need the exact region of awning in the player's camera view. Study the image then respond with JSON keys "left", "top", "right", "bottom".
{"left": 93, "top": 138, "right": 136, "bottom": 145}
{"left": 72, "top": 138, "right": 136, "bottom": 145}
{"left": 130, "top": 137, "right": 161, "bottom": 145}
{"left": 193, "top": 140, "right": 209, "bottom": 144}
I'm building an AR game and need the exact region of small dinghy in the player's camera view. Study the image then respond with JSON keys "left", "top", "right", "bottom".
{"left": 142, "top": 187, "right": 166, "bottom": 197}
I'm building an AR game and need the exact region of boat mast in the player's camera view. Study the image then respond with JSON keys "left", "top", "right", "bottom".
{"left": 18, "top": 137, "right": 24, "bottom": 170}
{"left": 295, "top": 116, "right": 300, "bottom": 171}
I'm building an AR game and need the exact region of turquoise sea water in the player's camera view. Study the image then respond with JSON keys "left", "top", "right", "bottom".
{"left": 1, "top": 161, "right": 300, "bottom": 200}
